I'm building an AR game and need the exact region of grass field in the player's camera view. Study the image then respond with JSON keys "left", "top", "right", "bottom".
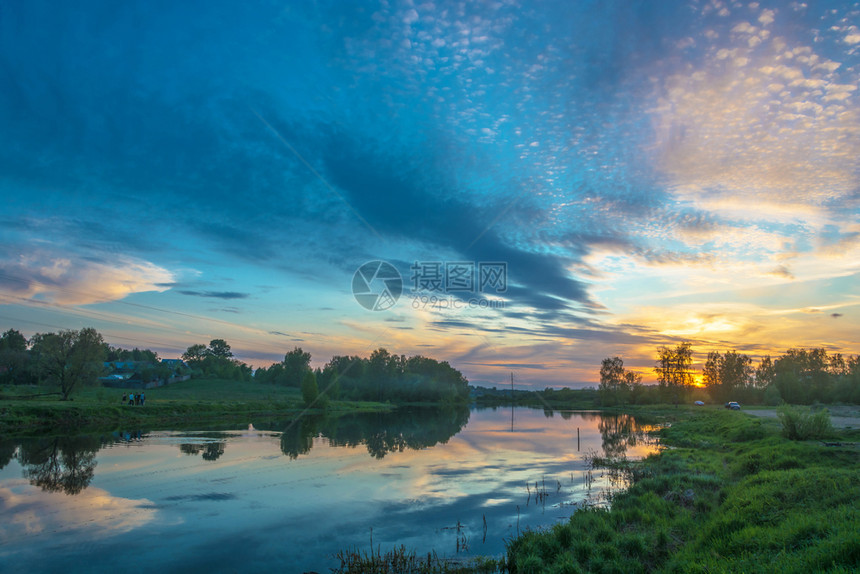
{"left": 505, "top": 407, "right": 860, "bottom": 573}
{"left": 0, "top": 379, "right": 392, "bottom": 436}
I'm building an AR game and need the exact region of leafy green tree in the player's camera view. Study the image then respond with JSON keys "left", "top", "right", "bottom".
{"left": 655, "top": 342, "right": 694, "bottom": 403}
{"left": 625, "top": 370, "right": 643, "bottom": 403}
{"left": 283, "top": 347, "right": 312, "bottom": 388}
{"left": 0, "top": 329, "right": 27, "bottom": 352}
{"left": 599, "top": 357, "right": 626, "bottom": 406}
{"left": 599, "top": 357, "right": 643, "bottom": 406}
{"left": 828, "top": 353, "right": 848, "bottom": 377}
{"left": 755, "top": 355, "right": 775, "bottom": 389}
{"left": 105, "top": 345, "right": 159, "bottom": 363}
{"left": 180, "top": 340, "right": 249, "bottom": 381}
{"left": 763, "top": 383, "right": 783, "bottom": 406}
{"left": 31, "top": 328, "right": 106, "bottom": 400}
{"left": 703, "top": 350, "right": 753, "bottom": 403}
{"left": 182, "top": 344, "right": 207, "bottom": 368}
{"left": 301, "top": 370, "right": 321, "bottom": 407}
{"left": 833, "top": 355, "right": 860, "bottom": 403}
{"left": 318, "top": 352, "right": 469, "bottom": 404}
{"left": 774, "top": 348, "right": 832, "bottom": 404}
{"left": 317, "top": 364, "right": 341, "bottom": 400}
{"left": 0, "top": 328, "right": 33, "bottom": 384}
{"left": 207, "top": 339, "right": 232, "bottom": 359}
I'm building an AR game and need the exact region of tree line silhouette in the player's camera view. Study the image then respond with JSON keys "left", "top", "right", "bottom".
{"left": 599, "top": 343, "right": 860, "bottom": 405}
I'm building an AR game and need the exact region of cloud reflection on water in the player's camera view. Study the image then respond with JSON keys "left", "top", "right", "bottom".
{"left": 0, "top": 408, "right": 659, "bottom": 572}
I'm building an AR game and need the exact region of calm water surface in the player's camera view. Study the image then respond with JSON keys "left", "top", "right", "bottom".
{"left": 0, "top": 407, "right": 658, "bottom": 573}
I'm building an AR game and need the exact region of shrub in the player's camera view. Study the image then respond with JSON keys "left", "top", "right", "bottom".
{"left": 777, "top": 404, "right": 832, "bottom": 440}
{"left": 301, "top": 371, "right": 320, "bottom": 407}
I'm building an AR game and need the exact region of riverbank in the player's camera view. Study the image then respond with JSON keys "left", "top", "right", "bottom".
{"left": 505, "top": 406, "right": 860, "bottom": 573}
{"left": 329, "top": 406, "right": 859, "bottom": 573}
{"left": 0, "top": 379, "right": 394, "bottom": 436}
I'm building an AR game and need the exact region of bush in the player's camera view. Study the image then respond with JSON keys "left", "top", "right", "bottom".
{"left": 301, "top": 371, "right": 320, "bottom": 407}
{"left": 777, "top": 405, "right": 832, "bottom": 440}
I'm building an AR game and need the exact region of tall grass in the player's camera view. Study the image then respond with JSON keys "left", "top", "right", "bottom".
{"left": 777, "top": 404, "right": 833, "bottom": 440}
{"left": 506, "top": 408, "right": 860, "bottom": 573}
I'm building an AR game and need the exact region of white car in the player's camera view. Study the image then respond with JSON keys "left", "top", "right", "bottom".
{"left": 694, "top": 400, "right": 705, "bottom": 406}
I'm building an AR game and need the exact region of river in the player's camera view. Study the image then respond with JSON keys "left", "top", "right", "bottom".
{"left": 0, "top": 407, "right": 659, "bottom": 573}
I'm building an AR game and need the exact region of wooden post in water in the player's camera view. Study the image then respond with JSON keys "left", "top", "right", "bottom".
{"left": 510, "top": 372, "right": 514, "bottom": 432}
{"left": 577, "top": 427, "right": 580, "bottom": 451}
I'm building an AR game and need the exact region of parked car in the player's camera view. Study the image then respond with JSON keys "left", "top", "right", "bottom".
{"left": 694, "top": 400, "right": 705, "bottom": 406}
{"left": 725, "top": 401, "right": 741, "bottom": 410}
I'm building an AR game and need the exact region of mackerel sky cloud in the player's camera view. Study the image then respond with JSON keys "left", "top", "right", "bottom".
{"left": 1, "top": 0, "right": 857, "bottom": 387}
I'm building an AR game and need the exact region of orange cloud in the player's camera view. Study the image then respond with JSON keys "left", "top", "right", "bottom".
{"left": 0, "top": 252, "right": 174, "bottom": 306}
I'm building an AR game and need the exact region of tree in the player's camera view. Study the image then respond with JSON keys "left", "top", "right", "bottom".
{"left": 0, "top": 329, "right": 27, "bottom": 352}
{"left": 181, "top": 341, "right": 249, "bottom": 381}
{"left": 207, "top": 339, "right": 232, "bottom": 359}
{"left": 655, "top": 342, "right": 694, "bottom": 403}
{"left": 31, "top": 328, "right": 106, "bottom": 400}
{"left": 702, "top": 350, "right": 753, "bottom": 403}
{"left": 834, "top": 355, "right": 860, "bottom": 403}
{"left": 625, "top": 370, "right": 643, "bottom": 403}
{"left": 755, "top": 355, "right": 775, "bottom": 389}
{"left": 105, "top": 345, "right": 158, "bottom": 363}
{"left": 774, "top": 348, "right": 832, "bottom": 404}
{"left": 301, "top": 370, "right": 320, "bottom": 407}
{"left": 599, "top": 357, "right": 627, "bottom": 406}
{"left": 182, "top": 344, "right": 207, "bottom": 368}
{"left": 283, "top": 347, "right": 312, "bottom": 388}
{"left": 0, "top": 328, "right": 32, "bottom": 384}
{"left": 599, "top": 357, "right": 643, "bottom": 406}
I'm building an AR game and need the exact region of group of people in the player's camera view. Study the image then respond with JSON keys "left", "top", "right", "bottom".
{"left": 122, "top": 392, "right": 145, "bottom": 406}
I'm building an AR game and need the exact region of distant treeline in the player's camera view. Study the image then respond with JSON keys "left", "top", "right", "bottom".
{"left": 181, "top": 339, "right": 252, "bottom": 382}
{"left": 1, "top": 328, "right": 470, "bottom": 406}
{"left": 0, "top": 327, "right": 201, "bottom": 392}
{"left": 255, "top": 347, "right": 470, "bottom": 405}
{"left": 0, "top": 327, "right": 120, "bottom": 399}
{"left": 472, "top": 386, "right": 599, "bottom": 408}
{"left": 599, "top": 344, "right": 860, "bottom": 406}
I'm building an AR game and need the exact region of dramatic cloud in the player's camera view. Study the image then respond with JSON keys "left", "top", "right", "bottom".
{"left": 0, "top": 1, "right": 857, "bottom": 386}
{"left": 0, "top": 252, "right": 174, "bottom": 306}
{"left": 652, "top": 9, "right": 860, "bottom": 219}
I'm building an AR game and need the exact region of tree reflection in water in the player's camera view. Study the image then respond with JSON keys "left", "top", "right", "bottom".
{"left": 597, "top": 413, "right": 655, "bottom": 459}
{"left": 0, "top": 440, "right": 16, "bottom": 470}
{"left": 280, "top": 416, "right": 319, "bottom": 460}
{"left": 178, "top": 438, "right": 228, "bottom": 461}
{"left": 14, "top": 436, "right": 101, "bottom": 495}
{"left": 279, "top": 406, "right": 471, "bottom": 460}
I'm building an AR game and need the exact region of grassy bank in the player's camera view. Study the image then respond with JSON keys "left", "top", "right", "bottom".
{"left": 506, "top": 407, "right": 860, "bottom": 573}
{"left": 0, "top": 379, "right": 393, "bottom": 436}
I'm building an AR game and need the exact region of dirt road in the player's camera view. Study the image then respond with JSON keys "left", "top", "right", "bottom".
{"left": 744, "top": 405, "right": 860, "bottom": 429}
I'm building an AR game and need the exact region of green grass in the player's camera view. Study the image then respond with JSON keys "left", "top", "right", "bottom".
{"left": 506, "top": 408, "right": 860, "bottom": 573}
{"left": 0, "top": 379, "right": 393, "bottom": 436}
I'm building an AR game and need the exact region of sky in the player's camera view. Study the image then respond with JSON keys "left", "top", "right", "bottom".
{"left": 1, "top": 0, "right": 858, "bottom": 388}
